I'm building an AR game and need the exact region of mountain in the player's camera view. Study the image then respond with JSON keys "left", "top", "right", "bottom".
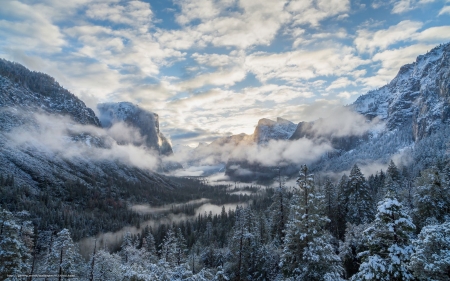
{"left": 97, "top": 102, "right": 174, "bottom": 156}
{"left": 311, "top": 43, "right": 450, "bottom": 175}
{"left": 253, "top": 117, "right": 297, "bottom": 144}
{"left": 353, "top": 43, "right": 450, "bottom": 141}
{"left": 224, "top": 43, "right": 450, "bottom": 180}
{"left": 0, "top": 59, "right": 100, "bottom": 130}
{"left": 0, "top": 59, "right": 183, "bottom": 239}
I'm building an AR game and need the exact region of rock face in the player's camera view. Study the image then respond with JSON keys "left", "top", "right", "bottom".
{"left": 97, "top": 102, "right": 174, "bottom": 156}
{"left": 253, "top": 117, "right": 297, "bottom": 144}
{"left": 353, "top": 43, "right": 450, "bottom": 141}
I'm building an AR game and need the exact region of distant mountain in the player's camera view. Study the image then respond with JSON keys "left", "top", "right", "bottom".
{"left": 97, "top": 102, "right": 174, "bottom": 156}
{"left": 253, "top": 117, "right": 297, "bottom": 144}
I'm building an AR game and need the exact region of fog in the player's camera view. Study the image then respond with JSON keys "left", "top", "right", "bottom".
{"left": 5, "top": 111, "right": 160, "bottom": 170}
{"left": 164, "top": 104, "right": 384, "bottom": 178}
{"left": 78, "top": 200, "right": 248, "bottom": 259}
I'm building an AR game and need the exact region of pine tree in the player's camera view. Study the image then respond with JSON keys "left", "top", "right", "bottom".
{"left": 281, "top": 165, "right": 343, "bottom": 280}
{"left": 410, "top": 221, "right": 450, "bottom": 280}
{"left": 268, "top": 180, "right": 289, "bottom": 242}
{"left": 44, "top": 228, "right": 86, "bottom": 280}
{"left": 144, "top": 232, "right": 157, "bottom": 263}
{"left": 323, "top": 178, "right": 337, "bottom": 236}
{"left": 413, "top": 167, "right": 450, "bottom": 229}
{"left": 347, "top": 164, "right": 374, "bottom": 225}
{"left": 336, "top": 174, "right": 349, "bottom": 240}
{"left": 339, "top": 223, "right": 369, "bottom": 279}
{"left": 0, "top": 209, "right": 33, "bottom": 280}
{"left": 175, "top": 227, "right": 187, "bottom": 266}
{"left": 91, "top": 249, "right": 123, "bottom": 281}
{"left": 352, "top": 193, "right": 415, "bottom": 281}
{"left": 159, "top": 227, "right": 178, "bottom": 266}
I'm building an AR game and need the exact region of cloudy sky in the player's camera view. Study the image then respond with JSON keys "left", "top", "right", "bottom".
{"left": 0, "top": 0, "right": 449, "bottom": 146}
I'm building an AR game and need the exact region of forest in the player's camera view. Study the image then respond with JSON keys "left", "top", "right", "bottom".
{"left": 2, "top": 158, "right": 450, "bottom": 280}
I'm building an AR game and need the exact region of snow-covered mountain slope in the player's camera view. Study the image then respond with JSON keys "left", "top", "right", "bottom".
{"left": 0, "top": 59, "right": 177, "bottom": 191}
{"left": 97, "top": 102, "right": 174, "bottom": 156}
{"left": 353, "top": 43, "right": 450, "bottom": 141}
{"left": 0, "top": 59, "right": 100, "bottom": 128}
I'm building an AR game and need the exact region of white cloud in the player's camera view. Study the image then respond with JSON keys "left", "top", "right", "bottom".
{"left": 363, "top": 43, "right": 435, "bottom": 87}
{"left": 391, "top": 0, "right": 437, "bottom": 14}
{"left": 86, "top": 1, "right": 153, "bottom": 31}
{"left": 354, "top": 20, "right": 423, "bottom": 53}
{"left": 246, "top": 47, "right": 369, "bottom": 84}
{"left": 286, "top": 0, "right": 350, "bottom": 27}
{"left": 326, "top": 77, "right": 355, "bottom": 91}
{"left": 413, "top": 26, "right": 450, "bottom": 43}
{"left": 438, "top": 6, "right": 450, "bottom": 15}
{"left": 0, "top": 0, "right": 66, "bottom": 53}
{"left": 178, "top": 67, "right": 247, "bottom": 90}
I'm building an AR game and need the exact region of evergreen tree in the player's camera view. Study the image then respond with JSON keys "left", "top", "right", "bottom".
{"left": 91, "top": 249, "right": 123, "bottom": 281}
{"left": 323, "top": 178, "right": 337, "bottom": 236}
{"left": 0, "top": 209, "right": 33, "bottom": 280}
{"left": 413, "top": 167, "right": 450, "bottom": 229}
{"left": 410, "top": 221, "right": 450, "bottom": 280}
{"left": 347, "top": 164, "right": 374, "bottom": 225}
{"left": 281, "top": 165, "right": 343, "bottom": 280}
{"left": 336, "top": 174, "right": 350, "bottom": 240}
{"left": 144, "top": 232, "right": 157, "bottom": 263}
{"left": 268, "top": 180, "right": 289, "bottom": 242}
{"left": 159, "top": 227, "right": 178, "bottom": 266}
{"left": 44, "top": 228, "right": 86, "bottom": 280}
{"left": 339, "top": 223, "right": 369, "bottom": 279}
{"left": 175, "top": 227, "right": 188, "bottom": 266}
{"left": 352, "top": 193, "right": 415, "bottom": 281}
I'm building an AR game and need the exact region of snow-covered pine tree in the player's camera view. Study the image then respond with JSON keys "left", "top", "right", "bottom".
{"left": 347, "top": 164, "right": 374, "bottom": 225}
{"left": 323, "top": 177, "right": 337, "bottom": 236}
{"left": 159, "top": 227, "right": 178, "bottom": 266}
{"left": 91, "top": 249, "right": 123, "bottom": 281}
{"left": 336, "top": 174, "right": 350, "bottom": 239}
{"left": 352, "top": 193, "right": 415, "bottom": 281}
{"left": 175, "top": 227, "right": 188, "bottom": 266}
{"left": 144, "top": 232, "right": 157, "bottom": 263}
{"left": 228, "top": 206, "right": 258, "bottom": 281}
{"left": 281, "top": 165, "right": 343, "bottom": 280}
{"left": 44, "top": 228, "right": 86, "bottom": 280}
{"left": 413, "top": 167, "right": 450, "bottom": 229}
{"left": 0, "top": 209, "right": 33, "bottom": 280}
{"left": 269, "top": 180, "right": 289, "bottom": 243}
{"left": 339, "top": 223, "right": 369, "bottom": 279}
{"left": 410, "top": 221, "right": 450, "bottom": 280}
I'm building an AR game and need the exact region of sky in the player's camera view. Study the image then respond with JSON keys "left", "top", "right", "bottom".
{"left": 0, "top": 0, "right": 449, "bottom": 147}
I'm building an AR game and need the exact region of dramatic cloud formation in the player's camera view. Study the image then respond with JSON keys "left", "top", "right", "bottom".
{"left": 0, "top": 0, "right": 448, "bottom": 147}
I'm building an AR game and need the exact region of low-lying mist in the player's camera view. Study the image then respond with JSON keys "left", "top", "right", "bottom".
{"left": 4, "top": 111, "right": 160, "bottom": 170}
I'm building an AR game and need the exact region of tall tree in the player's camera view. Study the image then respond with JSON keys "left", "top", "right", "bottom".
{"left": 281, "top": 165, "right": 343, "bottom": 280}
{"left": 410, "top": 221, "right": 450, "bottom": 280}
{"left": 347, "top": 164, "right": 374, "bottom": 225}
{"left": 413, "top": 167, "right": 450, "bottom": 229}
{"left": 352, "top": 193, "right": 415, "bottom": 281}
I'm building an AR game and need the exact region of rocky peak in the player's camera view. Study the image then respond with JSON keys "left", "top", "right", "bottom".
{"left": 253, "top": 117, "right": 297, "bottom": 144}
{"left": 97, "top": 102, "right": 173, "bottom": 156}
